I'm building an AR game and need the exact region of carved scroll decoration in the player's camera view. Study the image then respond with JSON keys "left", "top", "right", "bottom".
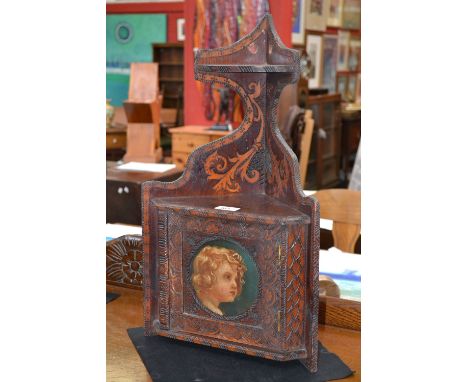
{"left": 204, "top": 81, "right": 264, "bottom": 192}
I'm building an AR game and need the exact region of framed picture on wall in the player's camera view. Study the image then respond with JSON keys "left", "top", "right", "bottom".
{"left": 306, "top": 34, "right": 323, "bottom": 88}
{"left": 337, "top": 30, "right": 350, "bottom": 71}
{"left": 342, "top": 0, "right": 361, "bottom": 29}
{"left": 321, "top": 35, "right": 338, "bottom": 92}
{"left": 305, "top": 0, "right": 330, "bottom": 32}
{"left": 292, "top": 0, "right": 306, "bottom": 45}
{"left": 347, "top": 73, "right": 357, "bottom": 102}
{"left": 348, "top": 37, "right": 361, "bottom": 71}
{"left": 355, "top": 73, "right": 361, "bottom": 103}
{"left": 336, "top": 73, "right": 348, "bottom": 100}
{"left": 327, "top": 0, "right": 344, "bottom": 27}
{"left": 177, "top": 18, "right": 185, "bottom": 41}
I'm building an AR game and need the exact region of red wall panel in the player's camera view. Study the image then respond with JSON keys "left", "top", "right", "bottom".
{"left": 106, "top": 2, "right": 184, "bottom": 44}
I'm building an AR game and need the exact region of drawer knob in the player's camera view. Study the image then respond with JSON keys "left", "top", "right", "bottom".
{"left": 117, "top": 187, "right": 123, "bottom": 194}
{"left": 124, "top": 186, "right": 129, "bottom": 193}
{"left": 112, "top": 138, "right": 117, "bottom": 144}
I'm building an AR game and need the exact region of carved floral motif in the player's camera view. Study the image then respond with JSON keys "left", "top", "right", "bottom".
{"left": 204, "top": 81, "right": 264, "bottom": 192}
{"left": 106, "top": 235, "right": 143, "bottom": 287}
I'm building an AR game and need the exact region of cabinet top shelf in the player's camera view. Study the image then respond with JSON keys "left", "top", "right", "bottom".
{"left": 197, "top": 64, "right": 296, "bottom": 73}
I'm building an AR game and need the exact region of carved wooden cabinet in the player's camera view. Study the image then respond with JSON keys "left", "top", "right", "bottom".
{"left": 143, "top": 15, "right": 320, "bottom": 373}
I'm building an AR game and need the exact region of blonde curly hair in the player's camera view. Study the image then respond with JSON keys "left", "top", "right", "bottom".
{"left": 192, "top": 245, "right": 247, "bottom": 297}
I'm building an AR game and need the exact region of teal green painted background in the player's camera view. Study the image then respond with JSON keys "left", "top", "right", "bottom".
{"left": 106, "top": 14, "right": 167, "bottom": 106}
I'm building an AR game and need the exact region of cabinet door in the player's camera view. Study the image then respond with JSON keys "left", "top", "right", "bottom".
{"left": 151, "top": 208, "right": 307, "bottom": 360}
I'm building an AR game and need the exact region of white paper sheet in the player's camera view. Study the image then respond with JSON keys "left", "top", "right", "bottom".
{"left": 106, "top": 223, "right": 142, "bottom": 239}
{"left": 116, "top": 162, "right": 176, "bottom": 173}
{"left": 319, "top": 248, "right": 361, "bottom": 278}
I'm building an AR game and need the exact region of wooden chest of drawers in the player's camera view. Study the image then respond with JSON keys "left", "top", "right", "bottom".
{"left": 106, "top": 127, "right": 127, "bottom": 149}
{"left": 169, "top": 125, "right": 229, "bottom": 169}
{"left": 106, "top": 127, "right": 127, "bottom": 161}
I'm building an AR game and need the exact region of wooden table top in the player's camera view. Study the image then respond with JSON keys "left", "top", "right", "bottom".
{"left": 107, "top": 285, "right": 361, "bottom": 381}
{"left": 106, "top": 161, "right": 183, "bottom": 183}
{"left": 168, "top": 125, "right": 231, "bottom": 136}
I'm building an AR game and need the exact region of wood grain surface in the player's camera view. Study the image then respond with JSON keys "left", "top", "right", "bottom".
{"left": 319, "top": 296, "right": 361, "bottom": 331}
{"left": 143, "top": 14, "right": 322, "bottom": 372}
{"left": 107, "top": 285, "right": 361, "bottom": 381}
{"left": 313, "top": 189, "right": 361, "bottom": 253}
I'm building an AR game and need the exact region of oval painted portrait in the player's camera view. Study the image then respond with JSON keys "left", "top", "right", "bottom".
{"left": 191, "top": 239, "right": 259, "bottom": 317}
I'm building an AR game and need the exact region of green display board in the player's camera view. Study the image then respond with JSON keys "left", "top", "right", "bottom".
{"left": 106, "top": 14, "right": 167, "bottom": 106}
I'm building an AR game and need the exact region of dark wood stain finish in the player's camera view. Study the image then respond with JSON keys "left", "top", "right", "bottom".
{"left": 106, "top": 235, "right": 144, "bottom": 289}
{"left": 142, "top": 15, "right": 320, "bottom": 373}
{"left": 106, "top": 234, "right": 361, "bottom": 331}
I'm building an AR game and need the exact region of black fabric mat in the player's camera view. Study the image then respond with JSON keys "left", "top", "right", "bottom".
{"left": 128, "top": 327, "right": 353, "bottom": 382}
{"left": 106, "top": 292, "right": 120, "bottom": 304}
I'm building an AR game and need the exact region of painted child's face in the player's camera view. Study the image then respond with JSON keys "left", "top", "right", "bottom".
{"left": 210, "top": 260, "right": 239, "bottom": 303}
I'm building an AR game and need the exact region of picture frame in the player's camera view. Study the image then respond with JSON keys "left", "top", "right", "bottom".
{"left": 177, "top": 18, "right": 185, "bottom": 41}
{"left": 321, "top": 34, "right": 338, "bottom": 92}
{"left": 327, "top": 0, "right": 344, "bottom": 27}
{"left": 306, "top": 34, "right": 323, "bottom": 88}
{"left": 292, "top": 0, "right": 306, "bottom": 45}
{"left": 355, "top": 73, "right": 361, "bottom": 104}
{"left": 346, "top": 73, "right": 357, "bottom": 102}
{"left": 337, "top": 30, "right": 350, "bottom": 71}
{"left": 336, "top": 73, "right": 348, "bottom": 100}
{"left": 342, "top": 0, "right": 361, "bottom": 29}
{"left": 305, "top": 0, "right": 330, "bottom": 32}
{"left": 348, "top": 37, "right": 360, "bottom": 72}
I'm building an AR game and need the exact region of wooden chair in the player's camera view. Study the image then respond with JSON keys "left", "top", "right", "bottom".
{"left": 313, "top": 188, "right": 361, "bottom": 253}
{"left": 299, "top": 109, "right": 314, "bottom": 188}
{"left": 278, "top": 106, "right": 314, "bottom": 187}
{"left": 280, "top": 105, "right": 303, "bottom": 150}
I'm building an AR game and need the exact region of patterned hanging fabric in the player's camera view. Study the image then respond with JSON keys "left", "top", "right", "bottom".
{"left": 193, "top": 0, "right": 270, "bottom": 123}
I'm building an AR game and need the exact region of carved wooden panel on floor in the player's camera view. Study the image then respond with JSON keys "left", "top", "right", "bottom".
{"left": 106, "top": 235, "right": 144, "bottom": 290}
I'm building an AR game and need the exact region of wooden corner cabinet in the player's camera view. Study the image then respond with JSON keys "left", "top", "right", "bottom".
{"left": 143, "top": 14, "right": 320, "bottom": 373}
{"left": 304, "top": 93, "right": 342, "bottom": 190}
{"left": 152, "top": 43, "right": 184, "bottom": 126}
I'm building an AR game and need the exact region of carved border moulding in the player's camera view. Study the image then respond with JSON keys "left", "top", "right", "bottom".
{"left": 143, "top": 14, "right": 320, "bottom": 373}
